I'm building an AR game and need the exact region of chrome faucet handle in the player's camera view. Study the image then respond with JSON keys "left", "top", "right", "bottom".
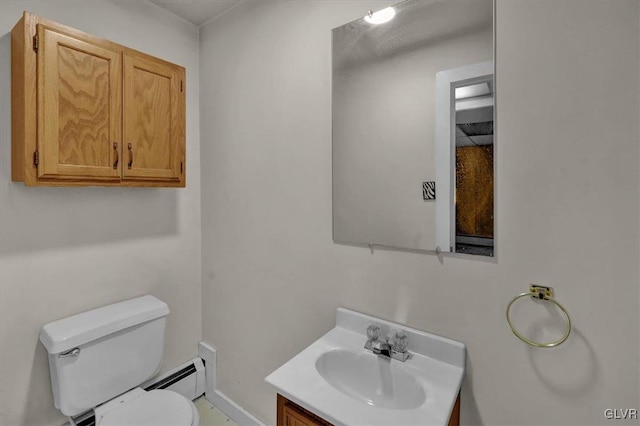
{"left": 364, "top": 326, "right": 410, "bottom": 361}
{"left": 371, "top": 339, "right": 391, "bottom": 357}
{"left": 392, "top": 330, "right": 408, "bottom": 353}
{"left": 366, "top": 324, "right": 381, "bottom": 342}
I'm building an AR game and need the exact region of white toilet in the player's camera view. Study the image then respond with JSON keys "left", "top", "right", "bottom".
{"left": 39, "top": 295, "right": 199, "bottom": 426}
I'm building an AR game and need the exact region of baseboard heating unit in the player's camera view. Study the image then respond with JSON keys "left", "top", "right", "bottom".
{"left": 69, "top": 357, "right": 205, "bottom": 426}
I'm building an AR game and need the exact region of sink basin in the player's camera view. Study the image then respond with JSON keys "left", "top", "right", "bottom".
{"left": 315, "top": 349, "right": 426, "bottom": 409}
{"left": 265, "top": 308, "right": 466, "bottom": 426}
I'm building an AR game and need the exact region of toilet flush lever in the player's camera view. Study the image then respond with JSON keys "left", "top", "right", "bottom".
{"left": 59, "top": 348, "right": 80, "bottom": 358}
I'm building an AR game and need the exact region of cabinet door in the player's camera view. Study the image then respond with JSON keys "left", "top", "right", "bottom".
{"left": 37, "top": 24, "right": 122, "bottom": 180}
{"left": 277, "top": 395, "right": 332, "bottom": 426}
{"left": 282, "top": 405, "right": 326, "bottom": 426}
{"left": 123, "top": 54, "right": 184, "bottom": 183}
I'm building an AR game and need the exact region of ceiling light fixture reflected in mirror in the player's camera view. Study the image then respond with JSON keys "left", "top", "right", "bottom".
{"left": 455, "top": 82, "right": 491, "bottom": 100}
{"left": 364, "top": 7, "right": 396, "bottom": 25}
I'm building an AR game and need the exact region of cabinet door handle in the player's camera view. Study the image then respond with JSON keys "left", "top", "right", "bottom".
{"left": 127, "top": 143, "right": 134, "bottom": 169}
{"left": 113, "top": 142, "right": 119, "bottom": 169}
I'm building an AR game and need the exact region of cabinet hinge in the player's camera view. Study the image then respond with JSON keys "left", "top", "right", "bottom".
{"left": 33, "top": 151, "right": 39, "bottom": 167}
{"left": 180, "top": 80, "right": 183, "bottom": 92}
{"left": 32, "top": 34, "right": 39, "bottom": 53}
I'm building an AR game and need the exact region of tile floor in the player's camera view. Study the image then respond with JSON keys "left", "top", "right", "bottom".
{"left": 195, "top": 397, "right": 237, "bottom": 426}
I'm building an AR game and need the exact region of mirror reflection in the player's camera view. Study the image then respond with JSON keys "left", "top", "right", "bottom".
{"left": 332, "top": 0, "right": 494, "bottom": 256}
{"left": 453, "top": 80, "right": 494, "bottom": 255}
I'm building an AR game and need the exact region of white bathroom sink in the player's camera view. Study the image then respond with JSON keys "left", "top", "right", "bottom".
{"left": 266, "top": 308, "right": 466, "bottom": 426}
{"left": 315, "top": 349, "right": 426, "bottom": 409}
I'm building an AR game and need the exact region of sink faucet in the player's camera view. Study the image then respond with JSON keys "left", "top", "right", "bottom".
{"left": 364, "top": 324, "right": 410, "bottom": 362}
{"left": 371, "top": 337, "right": 391, "bottom": 357}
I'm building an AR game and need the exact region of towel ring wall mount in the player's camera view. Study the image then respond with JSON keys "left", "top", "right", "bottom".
{"left": 506, "top": 285, "right": 572, "bottom": 348}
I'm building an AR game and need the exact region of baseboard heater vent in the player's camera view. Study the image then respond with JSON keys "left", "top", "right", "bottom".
{"left": 70, "top": 358, "right": 205, "bottom": 426}
{"left": 144, "top": 363, "right": 197, "bottom": 391}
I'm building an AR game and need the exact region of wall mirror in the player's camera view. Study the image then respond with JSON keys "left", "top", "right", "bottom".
{"left": 332, "top": 0, "right": 495, "bottom": 256}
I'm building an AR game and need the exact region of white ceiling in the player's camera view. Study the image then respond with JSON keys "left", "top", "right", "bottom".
{"left": 333, "top": 0, "right": 492, "bottom": 71}
{"left": 149, "top": 0, "right": 243, "bottom": 26}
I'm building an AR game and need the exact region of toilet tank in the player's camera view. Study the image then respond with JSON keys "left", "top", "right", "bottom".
{"left": 39, "top": 295, "right": 170, "bottom": 417}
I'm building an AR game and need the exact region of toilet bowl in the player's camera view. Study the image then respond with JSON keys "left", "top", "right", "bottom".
{"left": 94, "top": 387, "right": 199, "bottom": 426}
{"left": 39, "top": 296, "right": 199, "bottom": 426}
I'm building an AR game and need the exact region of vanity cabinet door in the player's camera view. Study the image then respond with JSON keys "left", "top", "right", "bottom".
{"left": 37, "top": 24, "right": 122, "bottom": 181}
{"left": 123, "top": 54, "right": 185, "bottom": 185}
{"left": 277, "top": 393, "right": 460, "bottom": 426}
{"left": 277, "top": 395, "right": 332, "bottom": 426}
{"left": 282, "top": 406, "right": 323, "bottom": 426}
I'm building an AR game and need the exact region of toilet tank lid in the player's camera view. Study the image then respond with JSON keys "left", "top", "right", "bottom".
{"left": 39, "top": 295, "right": 170, "bottom": 354}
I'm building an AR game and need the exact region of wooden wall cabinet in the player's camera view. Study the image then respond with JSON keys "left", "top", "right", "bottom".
{"left": 11, "top": 12, "right": 186, "bottom": 187}
{"left": 276, "top": 393, "right": 460, "bottom": 426}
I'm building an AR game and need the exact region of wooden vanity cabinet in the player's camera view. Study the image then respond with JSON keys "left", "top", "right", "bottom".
{"left": 276, "top": 393, "right": 461, "bottom": 426}
{"left": 277, "top": 395, "right": 333, "bottom": 426}
{"left": 11, "top": 12, "right": 186, "bottom": 187}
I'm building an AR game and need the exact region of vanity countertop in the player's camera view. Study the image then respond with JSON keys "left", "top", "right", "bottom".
{"left": 265, "top": 308, "right": 466, "bottom": 426}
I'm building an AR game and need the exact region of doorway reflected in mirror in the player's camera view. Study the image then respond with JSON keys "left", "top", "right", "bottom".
{"left": 454, "top": 84, "right": 494, "bottom": 256}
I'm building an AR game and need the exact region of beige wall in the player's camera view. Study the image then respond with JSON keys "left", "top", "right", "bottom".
{"left": 200, "top": 1, "right": 639, "bottom": 425}
{"left": 0, "top": 1, "right": 202, "bottom": 425}
{"left": 0, "top": 0, "right": 637, "bottom": 425}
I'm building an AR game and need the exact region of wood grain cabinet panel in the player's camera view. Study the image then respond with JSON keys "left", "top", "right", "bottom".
{"left": 123, "top": 54, "right": 183, "bottom": 183}
{"left": 283, "top": 407, "right": 324, "bottom": 426}
{"left": 38, "top": 25, "right": 121, "bottom": 181}
{"left": 277, "top": 395, "right": 332, "bottom": 426}
{"left": 11, "top": 12, "right": 186, "bottom": 187}
{"left": 276, "top": 393, "right": 460, "bottom": 426}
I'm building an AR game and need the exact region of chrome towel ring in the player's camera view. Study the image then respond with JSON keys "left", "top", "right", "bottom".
{"left": 506, "top": 285, "right": 572, "bottom": 348}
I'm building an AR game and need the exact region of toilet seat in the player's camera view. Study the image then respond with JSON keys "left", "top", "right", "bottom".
{"left": 96, "top": 388, "right": 198, "bottom": 426}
